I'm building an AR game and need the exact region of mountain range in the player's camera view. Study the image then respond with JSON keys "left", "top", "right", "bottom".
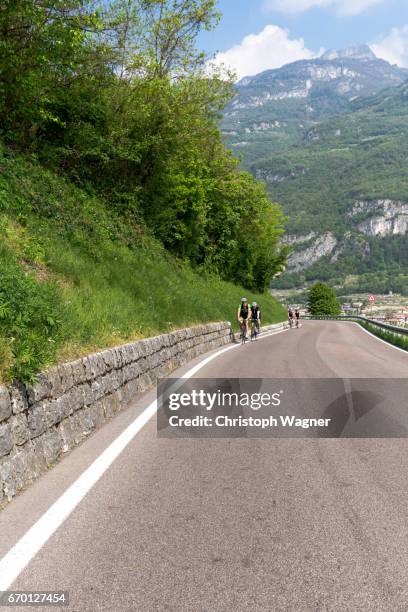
{"left": 222, "top": 45, "right": 408, "bottom": 294}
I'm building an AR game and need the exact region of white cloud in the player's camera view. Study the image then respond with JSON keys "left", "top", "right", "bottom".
{"left": 264, "top": 0, "right": 385, "bottom": 17}
{"left": 210, "top": 25, "right": 316, "bottom": 80}
{"left": 370, "top": 27, "right": 408, "bottom": 67}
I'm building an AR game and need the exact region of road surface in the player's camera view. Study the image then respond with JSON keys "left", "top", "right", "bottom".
{"left": 1, "top": 321, "right": 408, "bottom": 611}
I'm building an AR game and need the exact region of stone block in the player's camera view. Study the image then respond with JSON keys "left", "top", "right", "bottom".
{"left": 90, "top": 378, "right": 104, "bottom": 402}
{"left": 69, "top": 412, "right": 85, "bottom": 445}
{"left": 97, "top": 354, "right": 109, "bottom": 377}
{"left": 70, "top": 408, "right": 94, "bottom": 445}
{"left": 58, "top": 418, "right": 75, "bottom": 453}
{"left": 137, "top": 373, "right": 153, "bottom": 394}
{"left": 9, "top": 382, "right": 28, "bottom": 414}
{"left": 111, "top": 392, "right": 122, "bottom": 414}
{"left": 131, "top": 343, "right": 144, "bottom": 361}
{"left": 127, "top": 362, "right": 142, "bottom": 381}
{"left": 78, "top": 382, "right": 93, "bottom": 407}
{"left": 120, "top": 384, "right": 131, "bottom": 407}
{"left": 0, "top": 454, "right": 16, "bottom": 501}
{"left": 27, "top": 404, "right": 47, "bottom": 438}
{"left": 149, "top": 351, "right": 161, "bottom": 369}
{"left": 27, "top": 373, "right": 51, "bottom": 404}
{"left": 114, "top": 348, "right": 124, "bottom": 369}
{"left": 81, "top": 356, "right": 93, "bottom": 382}
{"left": 0, "top": 423, "right": 13, "bottom": 457}
{"left": 89, "top": 401, "right": 105, "bottom": 430}
{"left": 58, "top": 363, "right": 74, "bottom": 394}
{"left": 117, "top": 346, "right": 129, "bottom": 366}
{"left": 88, "top": 354, "right": 100, "bottom": 379}
{"left": 62, "top": 386, "right": 81, "bottom": 414}
{"left": 138, "top": 357, "right": 149, "bottom": 375}
{"left": 104, "top": 392, "right": 121, "bottom": 418}
{"left": 115, "top": 369, "right": 124, "bottom": 390}
{"left": 70, "top": 359, "right": 86, "bottom": 385}
{"left": 10, "top": 414, "right": 30, "bottom": 446}
{"left": 42, "top": 399, "right": 61, "bottom": 428}
{"left": 100, "top": 349, "right": 115, "bottom": 371}
{"left": 0, "top": 386, "right": 11, "bottom": 422}
{"left": 41, "top": 430, "right": 63, "bottom": 466}
{"left": 46, "top": 366, "right": 63, "bottom": 399}
{"left": 1, "top": 447, "right": 34, "bottom": 500}
{"left": 29, "top": 437, "right": 47, "bottom": 477}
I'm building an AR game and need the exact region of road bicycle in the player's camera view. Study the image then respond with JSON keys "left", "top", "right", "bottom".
{"left": 240, "top": 321, "right": 248, "bottom": 344}
{"left": 250, "top": 319, "right": 260, "bottom": 341}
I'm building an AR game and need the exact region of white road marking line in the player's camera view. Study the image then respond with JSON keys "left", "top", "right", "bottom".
{"left": 0, "top": 325, "right": 287, "bottom": 590}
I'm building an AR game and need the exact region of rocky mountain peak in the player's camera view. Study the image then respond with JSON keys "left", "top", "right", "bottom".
{"left": 321, "top": 44, "right": 376, "bottom": 62}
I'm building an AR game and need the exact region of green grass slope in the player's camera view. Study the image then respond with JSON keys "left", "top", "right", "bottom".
{"left": 0, "top": 145, "right": 285, "bottom": 382}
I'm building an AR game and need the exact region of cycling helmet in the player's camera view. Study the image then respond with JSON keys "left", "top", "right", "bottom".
{"left": 241, "top": 297, "right": 248, "bottom": 303}
{"left": 252, "top": 302, "right": 257, "bottom": 307}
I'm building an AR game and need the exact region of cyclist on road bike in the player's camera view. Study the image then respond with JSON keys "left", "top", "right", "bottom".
{"left": 237, "top": 298, "right": 250, "bottom": 340}
{"left": 295, "top": 308, "right": 300, "bottom": 328}
{"left": 250, "top": 302, "right": 261, "bottom": 336}
{"left": 288, "top": 307, "right": 294, "bottom": 328}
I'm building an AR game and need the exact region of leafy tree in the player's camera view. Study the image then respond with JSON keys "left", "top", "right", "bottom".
{"left": 106, "top": 0, "right": 220, "bottom": 78}
{"left": 308, "top": 282, "right": 341, "bottom": 316}
{"left": 0, "top": 0, "right": 287, "bottom": 292}
{"left": 0, "top": 1, "right": 108, "bottom": 145}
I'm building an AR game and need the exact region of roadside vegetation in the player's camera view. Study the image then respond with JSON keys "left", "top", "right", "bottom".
{"left": 358, "top": 321, "right": 408, "bottom": 353}
{"left": 0, "top": 2, "right": 287, "bottom": 382}
{"left": 307, "top": 283, "right": 341, "bottom": 316}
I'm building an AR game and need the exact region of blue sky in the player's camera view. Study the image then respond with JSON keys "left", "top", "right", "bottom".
{"left": 199, "top": 0, "right": 408, "bottom": 79}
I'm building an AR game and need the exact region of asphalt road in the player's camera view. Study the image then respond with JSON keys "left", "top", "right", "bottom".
{"left": 1, "top": 321, "right": 408, "bottom": 612}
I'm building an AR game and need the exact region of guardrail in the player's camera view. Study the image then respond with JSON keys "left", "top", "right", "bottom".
{"left": 304, "top": 315, "right": 408, "bottom": 337}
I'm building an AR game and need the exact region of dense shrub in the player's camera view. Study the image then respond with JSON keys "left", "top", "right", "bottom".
{"left": 0, "top": 254, "right": 66, "bottom": 382}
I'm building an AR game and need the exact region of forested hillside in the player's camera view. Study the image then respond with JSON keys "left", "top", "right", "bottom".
{"left": 221, "top": 46, "right": 408, "bottom": 294}
{"left": 0, "top": 1, "right": 286, "bottom": 381}
{"left": 257, "top": 82, "right": 408, "bottom": 293}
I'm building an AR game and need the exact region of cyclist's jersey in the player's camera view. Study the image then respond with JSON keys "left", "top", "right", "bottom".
{"left": 288, "top": 310, "right": 294, "bottom": 318}
{"left": 295, "top": 310, "right": 300, "bottom": 319}
{"left": 240, "top": 304, "right": 249, "bottom": 319}
{"left": 251, "top": 306, "right": 260, "bottom": 320}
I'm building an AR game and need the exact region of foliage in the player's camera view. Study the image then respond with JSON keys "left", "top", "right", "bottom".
{"left": 307, "top": 282, "right": 341, "bottom": 316}
{"left": 0, "top": 251, "right": 66, "bottom": 382}
{"left": 0, "top": 0, "right": 286, "bottom": 292}
{"left": 0, "top": 147, "right": 286, "bottom": 382}
{"left": 359, "top": 321, "right": 408, "bottom": 352}
{"left": 0, "top": 0, "right": 289, "bottom": 380}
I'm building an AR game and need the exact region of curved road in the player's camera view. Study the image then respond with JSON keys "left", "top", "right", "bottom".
{"left": 1, "top": 321, "right": 408, "bottom": 611}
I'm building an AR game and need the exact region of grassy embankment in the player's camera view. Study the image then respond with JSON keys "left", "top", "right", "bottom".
{"left": 0, "top": 146, "right": 286, "bottom": 382}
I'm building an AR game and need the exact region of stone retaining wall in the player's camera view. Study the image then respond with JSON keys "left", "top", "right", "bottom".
{"left": 0, "top": 321, "right": 286, "bottom": 507}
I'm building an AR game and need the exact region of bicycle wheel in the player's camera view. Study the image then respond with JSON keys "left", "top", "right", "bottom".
{"left": 255, "top": 321, "right": 260, "bottom": 339}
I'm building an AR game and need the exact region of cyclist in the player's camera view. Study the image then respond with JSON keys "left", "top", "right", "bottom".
{"left": 288, "top": 307, "right": 294, "bottom": 328}
{"left": 250, "top": 302, "right": 261, "bottom": 337}
{"left": 237, "top": 298, "right": 250, "bottom": 340}
{"left": 295, "top": 308, "right": 300, "bottom": 328}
